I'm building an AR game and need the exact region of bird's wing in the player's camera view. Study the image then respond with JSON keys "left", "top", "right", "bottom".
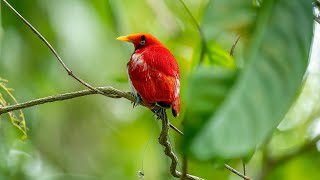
{"left": 141, "top": 45, "right": 179, "bottom": 78}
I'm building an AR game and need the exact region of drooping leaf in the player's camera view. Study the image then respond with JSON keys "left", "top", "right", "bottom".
{"left": 184, "top": 0, "right": 313, "bottom": 160}
{"left": 191, "top": 41, "right": 237, "bottom": 69}
{"left": 0, "top": 78, "right": 28, "bottom": 139}
{"left": 184, "top": 68, "right": 237, "bottom": 145}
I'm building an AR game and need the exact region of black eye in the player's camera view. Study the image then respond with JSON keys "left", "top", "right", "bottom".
{"left": 140, "top": 35, "right": 146, "bottom": 45}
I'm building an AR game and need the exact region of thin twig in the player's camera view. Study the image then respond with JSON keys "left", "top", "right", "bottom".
{"left": 243, "top": 161, "right": 246, "bottom": 180}
{"left": 224, "top": 164, "right": 251, "bottom": 180}
{"left": 230, "top": 36, "right": 241, "bottom": 56}
{"left": 169, "top": 123, "right": 184, "bottom": 135}
{"left": 1, "top": 0, "right": 105, "bottom": 95}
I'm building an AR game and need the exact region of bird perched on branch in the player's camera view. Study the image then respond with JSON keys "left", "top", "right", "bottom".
{"left": 117, "top": 33, "right": 180, "bottom": 117}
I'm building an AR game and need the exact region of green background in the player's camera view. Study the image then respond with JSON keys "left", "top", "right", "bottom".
{"left": 0, "top": 0, "right": 319, "bottom": 180}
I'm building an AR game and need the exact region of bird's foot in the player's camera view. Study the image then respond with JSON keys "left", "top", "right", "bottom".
{"left": 132, "top": 94, "right": 142, "bottom": 108}
{"left": 152, "top": 106, "right": 167, "bottom": 120}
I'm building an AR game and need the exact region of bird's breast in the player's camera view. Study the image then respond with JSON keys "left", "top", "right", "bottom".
{"left": 130, "top": 53, "right": 148, "bottom": 71}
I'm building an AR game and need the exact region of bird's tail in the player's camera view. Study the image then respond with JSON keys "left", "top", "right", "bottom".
{"left": 172, "top": 97, "right": 180, "bottom": 117}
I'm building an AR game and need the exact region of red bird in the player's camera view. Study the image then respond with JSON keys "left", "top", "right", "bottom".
{"left": 117, "top": 33, "right": 180, "bottom": 117}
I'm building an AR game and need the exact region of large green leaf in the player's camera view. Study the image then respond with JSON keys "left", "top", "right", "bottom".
{"left": 184, "top": 0, "right": 313, "bottom": 160}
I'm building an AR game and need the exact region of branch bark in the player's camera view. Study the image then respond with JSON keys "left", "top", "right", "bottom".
{"left": 0, "top": 86, "right": 133, "bottom": 115}
{"left": 156, "top": 108, "right": 204, "bottom": 180}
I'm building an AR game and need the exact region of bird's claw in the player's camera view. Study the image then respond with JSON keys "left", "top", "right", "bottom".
{"left": 132, "top": 94, "right": 142, "bottom": 108}
{"left": 152, "top": 106, "right": 166, "bottom": 120}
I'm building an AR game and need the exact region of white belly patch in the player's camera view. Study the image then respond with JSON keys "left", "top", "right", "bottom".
{"left": 131, "top": 53, "right": 147, "bottom": 71}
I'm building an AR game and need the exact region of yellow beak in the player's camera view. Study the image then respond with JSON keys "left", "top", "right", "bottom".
{"left": 116, "top": 36, "right": 132, "bottom": 42}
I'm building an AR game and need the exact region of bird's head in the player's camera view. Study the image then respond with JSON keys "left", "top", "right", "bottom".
{"left": 117, "top": 33, "right": 162, "bottom": 50}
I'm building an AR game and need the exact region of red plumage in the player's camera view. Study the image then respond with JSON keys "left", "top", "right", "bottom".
{"left": 117, "top": 33, "right": 180, "bottom": 117}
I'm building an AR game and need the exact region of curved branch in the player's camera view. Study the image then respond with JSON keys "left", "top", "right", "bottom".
{"left": 156, "top": 108, "right": 204, "bottom": 180}
{"left": 0, "top": 86, "right": 133, "bottom": 115}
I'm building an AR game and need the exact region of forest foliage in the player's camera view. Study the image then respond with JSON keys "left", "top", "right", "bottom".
{"left": 0, "top": 0, "right": 319, "bottom": 180}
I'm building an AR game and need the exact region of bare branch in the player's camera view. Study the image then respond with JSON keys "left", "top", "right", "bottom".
{"left": 1, "top": 0, "right": 105, "bottom": 95}
{"left": 0, "top": 86, "right": 131, "bottom": 115}
{"left": 156, "top": 108, "right": 204, "bottom": 180}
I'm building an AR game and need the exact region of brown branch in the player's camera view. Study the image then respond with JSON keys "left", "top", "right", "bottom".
{"left": 156, "top": 108, "right": 204, "bottom": 180}
{"left": 0, "top": 86, "right": 132, "bottom": 115}
{"left": 1, "top": 0, "right": 105, "bottom": 95}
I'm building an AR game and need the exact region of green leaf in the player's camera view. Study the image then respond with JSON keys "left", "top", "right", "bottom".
{"left": 0, "top": 78, "right": 28, "bottom": 139}
{"left": 184, "top": 0, "right": 313, "bottom": 160}
{"left": 191, "top": 42, "right": 236, "bottom": 69}
{"left": 184, "top": 68, "right": 237, "bottom": 145}
{"left": 202, "top": 0, "right": 257, "bottom": 44}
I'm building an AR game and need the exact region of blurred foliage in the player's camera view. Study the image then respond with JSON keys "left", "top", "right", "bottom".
{"left": 184, "top": 0, "right": 313, "bottom": 160}
{"left": 0, "top": 0, "right": 319, "bottom": 180}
